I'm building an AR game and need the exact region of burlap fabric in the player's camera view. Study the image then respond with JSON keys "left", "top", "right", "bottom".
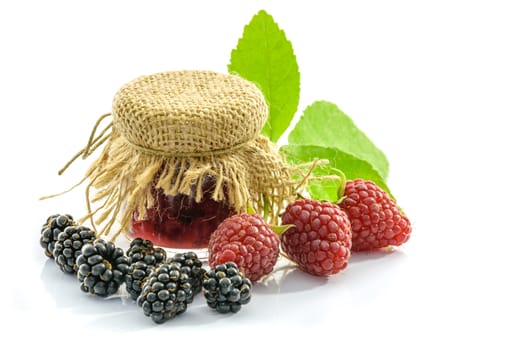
{"left": 68, "top": 70, "right": 302, "bottom": 239}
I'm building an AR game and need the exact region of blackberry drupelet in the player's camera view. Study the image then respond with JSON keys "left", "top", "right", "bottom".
{"left": 77, "top": 239, "right": 130, "bottom": 297}
{"left": 137, "top": 262, "right": 194, "bottom": 324}
{"left": 53, "top": 225, "right": 96, "bottom": 273}
{"left": 203, "top": 262, "right": 252, "bottom": 313}
{"left": 167, "top": 252, "right": 204, "bottom": 294}
{"left": 40, "top": 214, "right": 76, "bottom": 258}
{"left": 126, "top": 237, "right": 166, "bottom": 265}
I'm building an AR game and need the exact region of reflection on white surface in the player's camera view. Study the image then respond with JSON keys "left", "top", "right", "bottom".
{"left": 40, "top": 259, "right": 132, "bottom": 312}
{"left": 35, "top": 247, "right": 409, "bottom": 332}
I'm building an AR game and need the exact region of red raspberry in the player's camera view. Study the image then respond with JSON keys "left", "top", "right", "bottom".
{"left": 281, "top": 199, "right": 352, "bottom": 276}
{"left": 208, "top": 213, "right": 279, "bottom": 282}
{"left": 338, "top": 179, "right": 411, "bottom": 251}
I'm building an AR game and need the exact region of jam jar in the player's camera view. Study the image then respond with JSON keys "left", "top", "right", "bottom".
{"left": 130, "top": 177, "right": 235, "bottom": 253}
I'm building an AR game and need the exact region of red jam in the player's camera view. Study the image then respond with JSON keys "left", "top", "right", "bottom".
{"left": 131, "top": 184, "right": 235, "bottom": 249}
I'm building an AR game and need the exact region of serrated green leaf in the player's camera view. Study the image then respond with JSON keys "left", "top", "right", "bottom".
{"left": 288, "top": 101, "right": 389, "bottom": 180}
{"left": 228, "top": 10, "right": 300, "bottom": 143}
{"left": 281, "top": 144, "right": 392, "bottom": 202}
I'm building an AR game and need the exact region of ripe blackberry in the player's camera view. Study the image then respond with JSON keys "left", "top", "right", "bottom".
{"left": 167, "top": 252, "right": 205, "bottom": 294}
{"left": 124, "top": 238, "right": 167, "bottom": 300}
{"left": 125, "top": 260, "right": 153, "bottom": 300}
{"left": 40, "top": 214, "right": 76, "bottom": 258}
{"left": 53, "top": 225, "right": 96, "bottom": 273}
{"left": 77, "top": 239, "right": 130, "bottom": 297}
{"left": 203, "top": 262, "right": 252, "bottom": 314}
{"left": 137, "top": 262, "right": 194, "bottom": 324}
{"left": 126, "top": 237, "right": 166, "bottom": 265}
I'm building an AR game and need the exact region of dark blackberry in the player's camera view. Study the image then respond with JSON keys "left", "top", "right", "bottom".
{"left": 203, "top": 261, "right": 252, "bottom": 313}
{"left": 124, "top": 238, "right": 167, "bottom": 300}
{"left": 125, "top": 261, "right": 154, "bottom": 301}
{"left": 53, "top": 226, "right": 96, "bottom": 273}
{"left": 76, "top": 239, "right": 130, "bottom": 297}
{"left": 137, "top": 262, "right": 193, "bottom": 324}
{"left": 167, "top": 252, "right": 205, "bottom": 294}
{"left": 126, "top": 237, "right": 166, "bottom": 265}
{"left": 40, "top": 214, "right": 76, "bottom": 258}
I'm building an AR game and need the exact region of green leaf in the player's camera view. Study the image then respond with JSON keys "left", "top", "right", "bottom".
{"left": 280, "top": 144, "right": 392, "bottom": 202}
{"left": 288, "top": 101, "right": 389, "bottom": 180}
{"left": 228, "top": 10, "right": 300, "bottom": 143}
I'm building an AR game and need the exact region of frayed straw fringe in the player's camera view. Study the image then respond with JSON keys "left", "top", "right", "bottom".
{"left": 42, "top": 71, "right": 325, "bottom": 241}
{"left": 58, "top": 128, "right": 316, "bottom": 241}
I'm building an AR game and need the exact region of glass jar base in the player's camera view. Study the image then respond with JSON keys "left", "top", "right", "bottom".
{"left": 165, "top": 247, "right": 209, "bottom": 261}
{"left": 125, "top": 232, "right": 209, "bottom": 261}
{"left": 128, "top": 179, "right": 235, "bottom": 261}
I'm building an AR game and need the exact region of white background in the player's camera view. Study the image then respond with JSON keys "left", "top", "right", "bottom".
{"left": 1, "top": 0, "right": 523, "bottom": 348}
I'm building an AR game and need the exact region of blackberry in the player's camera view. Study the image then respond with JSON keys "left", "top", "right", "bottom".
{"left": 137, "top": 262, "right": 193, "bottom": 324}
{"left": 125, "top": 260, "right": 154, "bottom": 301}
{"left": 126, "top": 237, "right": 166, "bottom": 265}
{"left": 124, "top": 238, "right": 167, "bottom": 300}
{"left": 203, "top": 262, "right": 252, "bottom": 314}
{"left": 53, "top": 226, "right": 96, "bottom": 273}
{"left": 40, "top": 214, "right": 76, "bottom": 258}
{"left": 167, "top": 252, "right": 205, "bottom": 294}
{"left": 76, "top": 239, "right": 130, "bottom": 297}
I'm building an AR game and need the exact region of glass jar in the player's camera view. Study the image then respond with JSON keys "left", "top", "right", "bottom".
{"left": 130, "top": 177, "right": 234, "bottom": 254}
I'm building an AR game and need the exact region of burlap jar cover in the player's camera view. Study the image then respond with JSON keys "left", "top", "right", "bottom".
{"left": 58, "top": 70, "right": 311, "bottom": 240}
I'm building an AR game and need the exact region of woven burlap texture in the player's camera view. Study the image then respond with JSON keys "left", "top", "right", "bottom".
{"left": 73, "top": 70, "right": 302, "bottom": 239}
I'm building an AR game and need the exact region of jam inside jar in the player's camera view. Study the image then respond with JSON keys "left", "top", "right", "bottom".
{"left": 131, "top": 178, "right": 235, "bottom": 251}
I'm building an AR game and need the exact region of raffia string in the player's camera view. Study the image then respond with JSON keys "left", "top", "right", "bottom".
{"left": 54, "top": 70, "right": 313, "bottom": 240}
{"left": 57, "top": 113, "right": 112, "bottom": 176}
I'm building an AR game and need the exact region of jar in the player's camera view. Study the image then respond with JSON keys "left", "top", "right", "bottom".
{"left": 65, "top": 71, "right": 299, "bottom": 255}
{"left": 131, "top": 177, "right": 235, "bottom": 250}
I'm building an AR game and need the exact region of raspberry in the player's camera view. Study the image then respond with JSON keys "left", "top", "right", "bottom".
{"left": 208, "top": 213, "right": 280, "bottom": 282}
{"left": 281, "top": 199, "right": 351, "bottom": 276}
{"left": 338, "top": 179, "right": 411, "bottom": 251}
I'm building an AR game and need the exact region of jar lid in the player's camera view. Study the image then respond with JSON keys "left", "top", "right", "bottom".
{"left": 112, "top": 70, "right": 267, "bottom": 156}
